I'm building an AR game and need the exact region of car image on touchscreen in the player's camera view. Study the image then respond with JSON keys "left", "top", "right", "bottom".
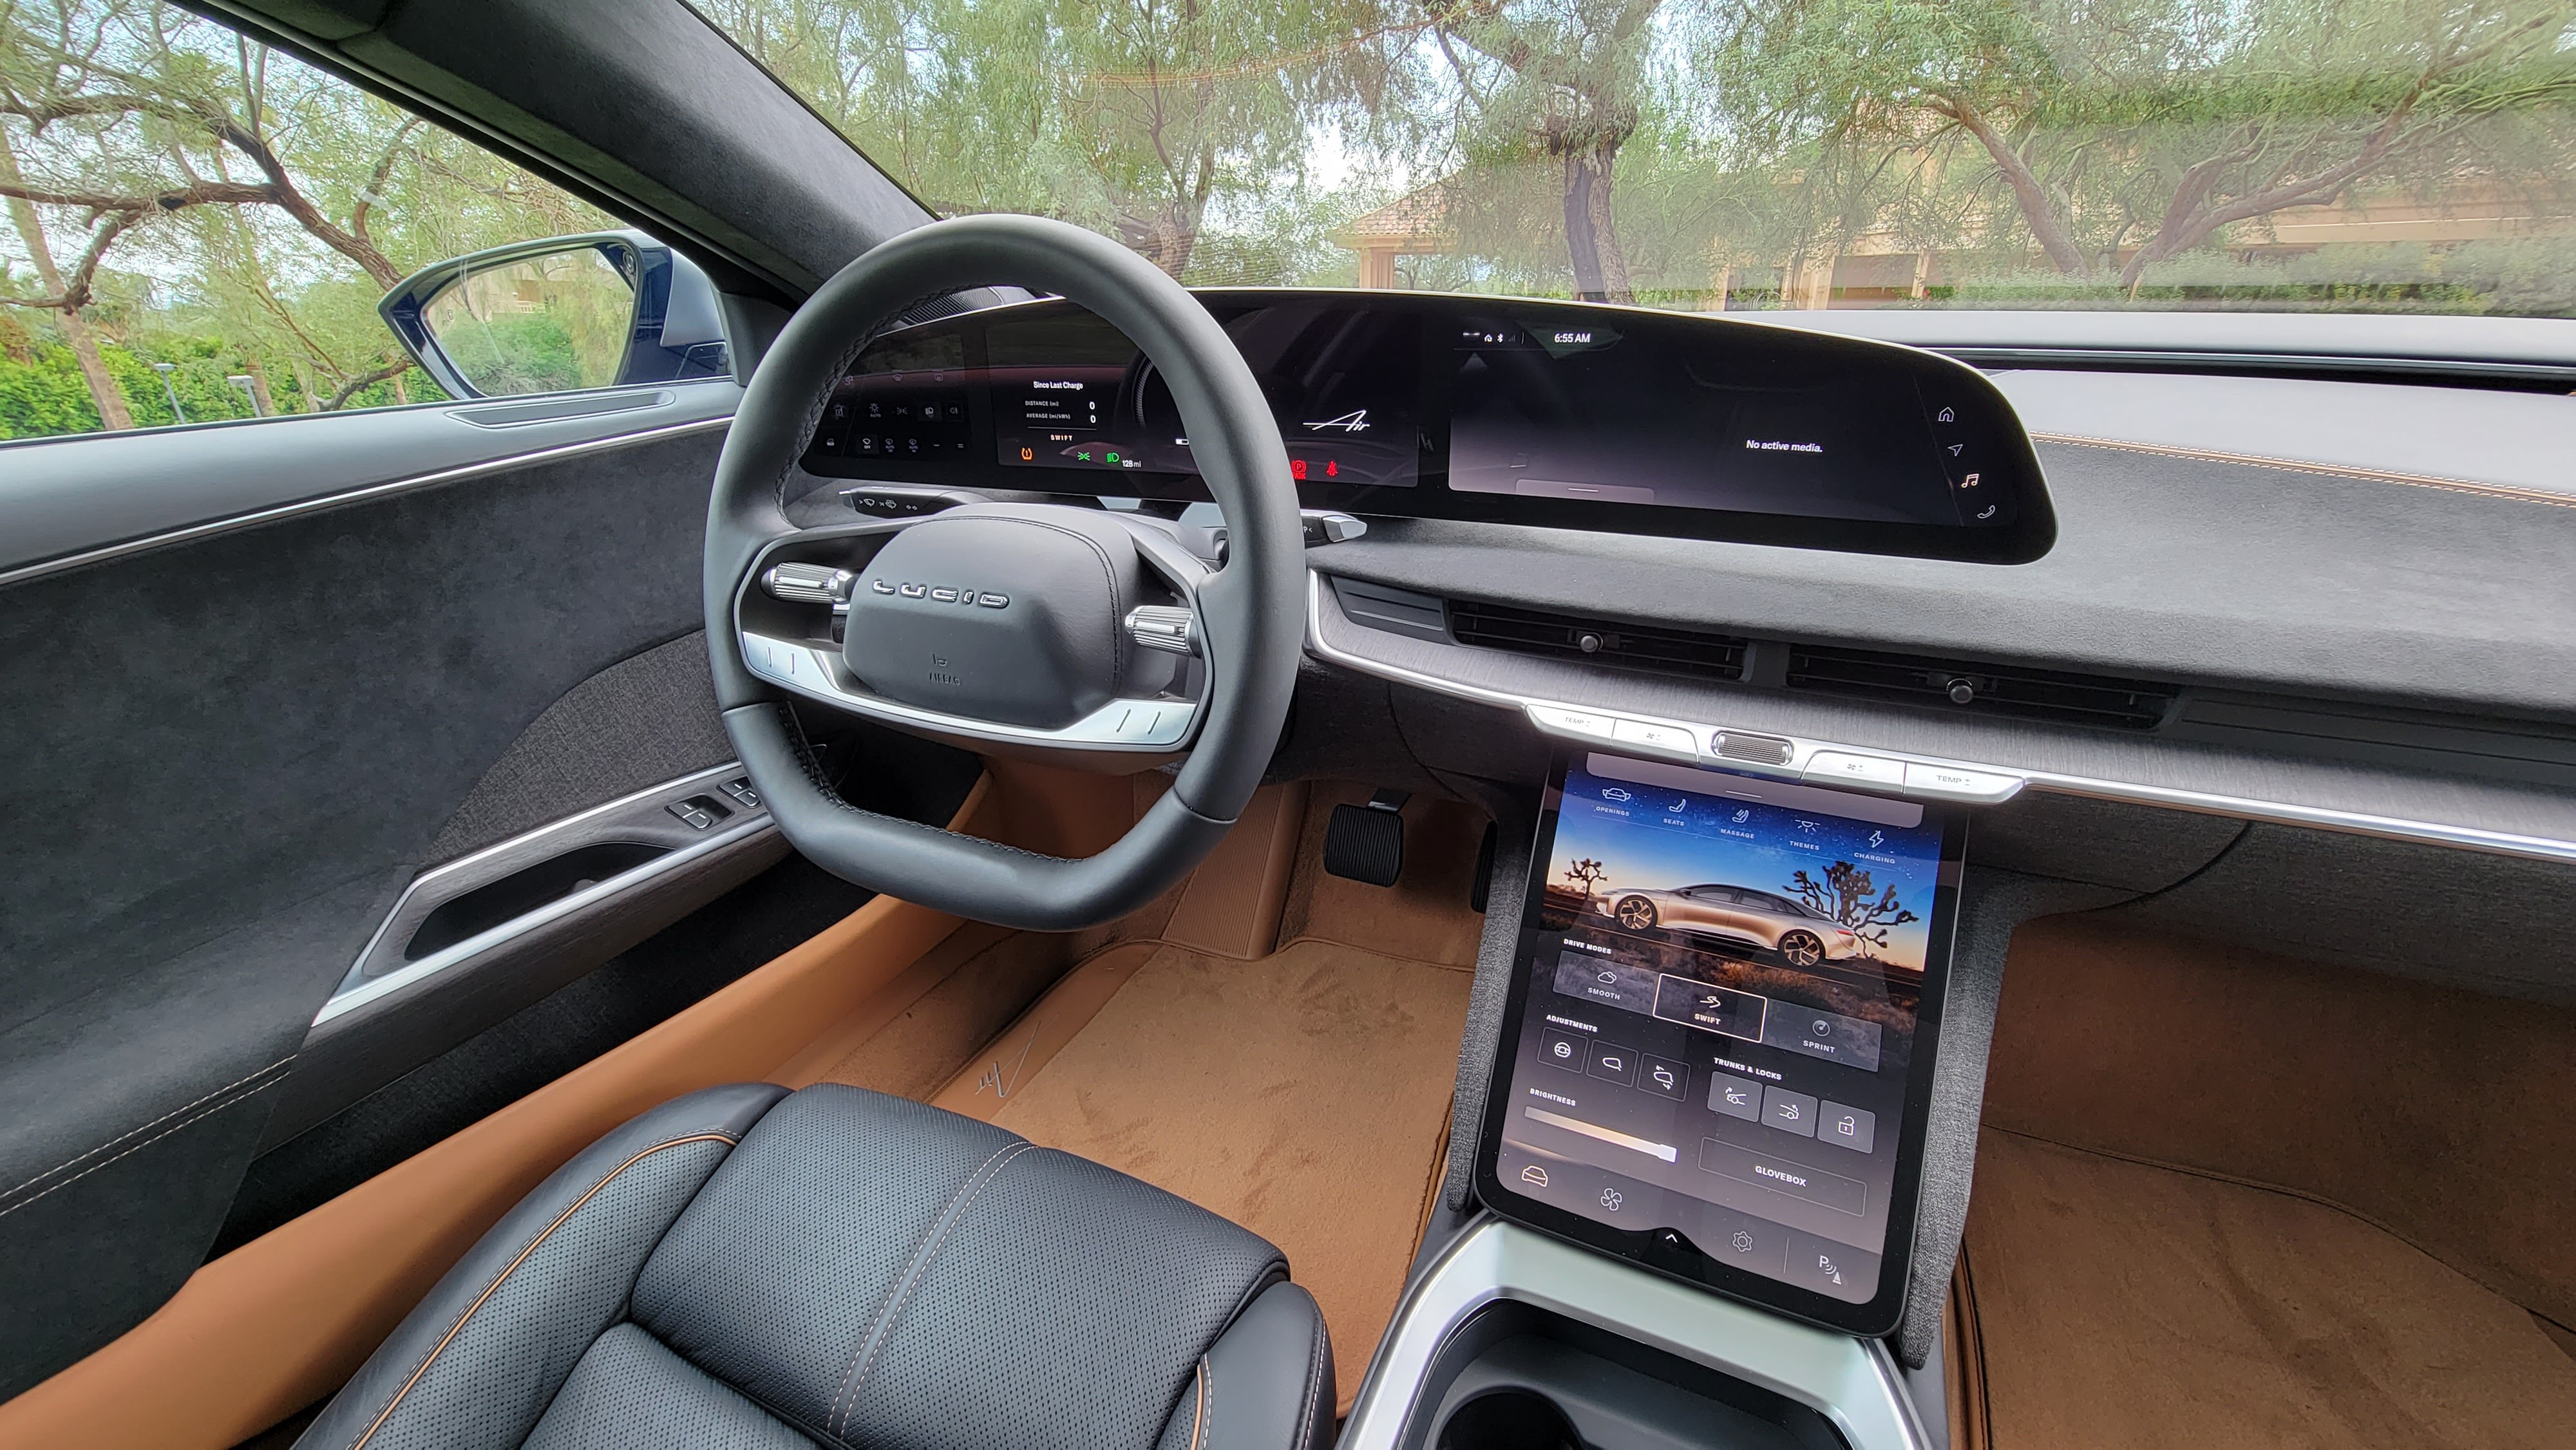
{"left": 1491, "top": 753, "right": 1955, "bottom": 1312}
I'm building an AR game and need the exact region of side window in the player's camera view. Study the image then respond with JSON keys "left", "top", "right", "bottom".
{"left": 0, "top": 3, "right": 718, "bottom": 441}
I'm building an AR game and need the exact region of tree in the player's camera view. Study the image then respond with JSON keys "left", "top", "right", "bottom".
{"left": 1785, "top": 861, "right": 1917, "bottom": 960}
{"left": 0, "top": 0, "right": 611, "bottom": 437}
{"left": 1564, "top": 856, "right": 1606, "bottom": 902}
{"left": 0, "top": 117, "right": 128, "bottom": 424}
{"left": 2099, "top": 0, "right": 2576, "bottom": 290}
{"left": 1423, "top": 0, "right": 1662, "bottom": 299}
{"left": 704, "top": 0, "right": 1426, "bottom": 279}
{"left": 1710, "top": 0, "right": 2576, "bottom": 290}
{"left": 0, "top": 1, "right": 421, "bottom": 414}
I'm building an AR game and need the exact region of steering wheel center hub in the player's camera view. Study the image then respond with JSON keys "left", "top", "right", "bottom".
{"left": 843, "top": 506, "right": 1160, "bottom": 730}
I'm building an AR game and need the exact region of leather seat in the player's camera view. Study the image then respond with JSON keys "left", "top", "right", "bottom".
{"left": 296, "top": 1084, "right": 1334, "bottom": 1450}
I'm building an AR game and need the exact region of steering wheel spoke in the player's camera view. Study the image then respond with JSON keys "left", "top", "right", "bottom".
{"left": 733, "top": 510, "right": 1216, "bottom": 759}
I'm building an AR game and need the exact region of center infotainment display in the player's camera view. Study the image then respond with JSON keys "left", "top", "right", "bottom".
{"left": 1475, "top": 750, "right": 1964, "bottom": 1335}
{"left": 1449, "top": 315, "right": 1988, "bottom": 526}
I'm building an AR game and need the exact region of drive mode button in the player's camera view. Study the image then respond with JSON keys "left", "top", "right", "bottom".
{"left": 1762, "top": 1006, "right": 1884, "bottom": 1071}
{"left": 1553, "top": 951, "right": 1658, "bottom": 1013}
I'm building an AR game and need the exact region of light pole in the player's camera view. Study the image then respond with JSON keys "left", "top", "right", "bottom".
{"left": 151, "top": 362, "right": 187, "bottom": 424}
{"left": 228, "top": 375, "right": 265, "bottom": 417}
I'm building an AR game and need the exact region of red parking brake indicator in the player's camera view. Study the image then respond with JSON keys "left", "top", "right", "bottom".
{"left": 1291, "top": 458, "right": 1309, "bottom": 480}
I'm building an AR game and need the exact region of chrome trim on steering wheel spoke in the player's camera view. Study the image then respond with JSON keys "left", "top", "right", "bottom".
{"left": 741, "top": 628, "right": 1198, "bottom": 750}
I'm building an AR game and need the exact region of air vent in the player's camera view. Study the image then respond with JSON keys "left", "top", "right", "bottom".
{"left": 1785, "top": 644, "right": 2177, "bottom": 731}
{"left": 1450, "top": 600, "right": 1747, "bottom": 682}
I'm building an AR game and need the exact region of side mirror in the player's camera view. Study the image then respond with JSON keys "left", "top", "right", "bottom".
{"left": 378, "top": 231, "right": 730, "bottom": 400}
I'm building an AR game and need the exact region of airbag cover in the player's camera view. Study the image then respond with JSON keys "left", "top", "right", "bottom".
{"left": 844, "top": 509, "right": 1136, "bottom": 729}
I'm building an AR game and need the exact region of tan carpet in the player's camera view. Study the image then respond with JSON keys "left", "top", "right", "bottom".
{"left": 1956, "top": 1128, "right": 2576, "bottom": 1449}
{"left": 1982, "top": 915, "right": 2576, "bottom": 1333}
{"left": 927, "top": 937, "right": 1476, "bottom": 1413}
{"left": 1951, "top": 914, "right": 2576, "bottom": 1447}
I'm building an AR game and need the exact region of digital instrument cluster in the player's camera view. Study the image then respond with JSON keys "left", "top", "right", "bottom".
{"left": 802, "top": 290, "right": 2054, "bottom": 563}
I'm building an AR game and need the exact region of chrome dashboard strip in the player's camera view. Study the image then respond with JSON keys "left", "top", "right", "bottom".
{"left": 1339, "top": 1219, "right": 1930, "bottom": 1450}
{"left": 1303, "top": 570, "right": 2576, "bottom": 866}
{"left": 314, "top": 762, "right": 768, "bottom": 1026}
{"left": 0, "top": 415, "right": 732, "bottom": 590}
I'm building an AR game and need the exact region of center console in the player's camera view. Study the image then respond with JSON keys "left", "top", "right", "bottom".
{"left": 1347, "top": 748, "right": 1971, "bottom": 1450}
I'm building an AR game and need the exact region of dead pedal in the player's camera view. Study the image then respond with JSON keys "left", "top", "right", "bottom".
{"left": 1323, "top": 789, "right": 1408, "bottom": 887}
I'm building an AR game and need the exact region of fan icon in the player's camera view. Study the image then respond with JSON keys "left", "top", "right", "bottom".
{"left": 1599, "top": 1189, "right": 1624, "bottom": 1211}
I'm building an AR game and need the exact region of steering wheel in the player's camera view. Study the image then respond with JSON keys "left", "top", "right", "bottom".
{"left": 703, "top": 216, "right": 1304, "bottom": 931}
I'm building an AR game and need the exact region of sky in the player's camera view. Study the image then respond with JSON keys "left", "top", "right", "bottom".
{"left": 1549, "top": 760, "right": 1943, "bottom": 970}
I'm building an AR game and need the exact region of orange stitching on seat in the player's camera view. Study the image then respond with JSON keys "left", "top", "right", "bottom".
{"left": 1191, "top": 1354, "right": 1211, "bottom": 1450}
{"left": 342, "top": 1131, "right": 740, "bottom": 1450}
{"left": 829, "top": 1138, "right": 1036, "bottom": 1435}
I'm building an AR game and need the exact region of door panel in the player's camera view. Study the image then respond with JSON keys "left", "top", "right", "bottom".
{"left": 0, "top": 410, "right": 734, "bottom": 1396}
{"left": 0, "top": 382, "right": 737, "bottom": 583}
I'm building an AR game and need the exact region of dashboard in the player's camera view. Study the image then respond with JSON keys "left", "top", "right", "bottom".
{"left": 804, "top": 292, "right": 2054, "bottom": 564}
{"left": 756, "top": 287, "right": 2576, "bottom": 1017}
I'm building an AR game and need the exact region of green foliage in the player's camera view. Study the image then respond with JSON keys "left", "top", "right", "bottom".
{"left": 2, "top": 0, "right": 605, "bottom": 440}
{"left": 439, "top": 312, "right": 591, "bottom": 397}
{"left": 690, "top": 0, "right": 2576, "bottom": 312}
{"left": 11, "top": 0, "right": 2576, "bottom": 455}
{"left": 0, "top": 336, "right": 100, "bottom": 437}
{"left": 0, "top": 310, "right": 448, "bottom": 437}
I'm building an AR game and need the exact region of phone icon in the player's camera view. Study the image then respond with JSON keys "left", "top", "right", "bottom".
{"left": 1976, "top": 504, "right": 1997, "bottom": 520}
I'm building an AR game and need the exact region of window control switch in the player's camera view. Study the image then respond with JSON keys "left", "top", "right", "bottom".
{"left": 668, "top": 796, "right": 731, "bottom": 831}
{"left": 720, "top": 778, "right": 762, "bottom": 809}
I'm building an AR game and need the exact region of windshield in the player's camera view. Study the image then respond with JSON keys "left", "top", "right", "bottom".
{"left": 696, "top": 0, "right": 2576, "bottom": 316}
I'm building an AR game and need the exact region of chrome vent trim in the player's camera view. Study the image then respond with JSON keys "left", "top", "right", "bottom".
{"left": 1304, "top": 570, "right": 2576, "bottom": 867}
{"left": 1451, "top": 598, "right": 1748, "bottom": 682}
{"left": 1784, "top": 643, "right": 2178, "bottom": 732}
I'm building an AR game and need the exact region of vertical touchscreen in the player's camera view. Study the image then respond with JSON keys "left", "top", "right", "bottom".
{"left": 1483, "top": 751, "right": 1959, "bottom": 1319}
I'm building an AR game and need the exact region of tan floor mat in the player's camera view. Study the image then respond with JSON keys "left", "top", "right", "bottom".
{"left": 1983, "top": 915, "right": 2576, "bottom": 1335}
{"left": 1276, "top": 782, "right": 1492, "bottom": 968}
{"left": 925, "top": 936, "right": 1475, "bottom": 1411}
{"left": 1955, "top": 1127, "right": 2576, "bottom": 1449}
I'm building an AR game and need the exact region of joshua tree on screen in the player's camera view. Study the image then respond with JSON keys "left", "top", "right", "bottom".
{"left": 1788, "top": 862, "right": 1919, "bottom": 959}
{"left": 1564, "top": 858, "right": 1607, "bottom": 904}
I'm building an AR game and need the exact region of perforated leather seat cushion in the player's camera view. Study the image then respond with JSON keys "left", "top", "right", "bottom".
{"left": 296, "top": 1084, "right": 1334, "bottom": 1450}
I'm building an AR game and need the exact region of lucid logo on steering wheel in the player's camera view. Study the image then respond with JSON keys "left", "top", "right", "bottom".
{"left": 870, "top": 578, "right": 1011, "bottom": 608}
